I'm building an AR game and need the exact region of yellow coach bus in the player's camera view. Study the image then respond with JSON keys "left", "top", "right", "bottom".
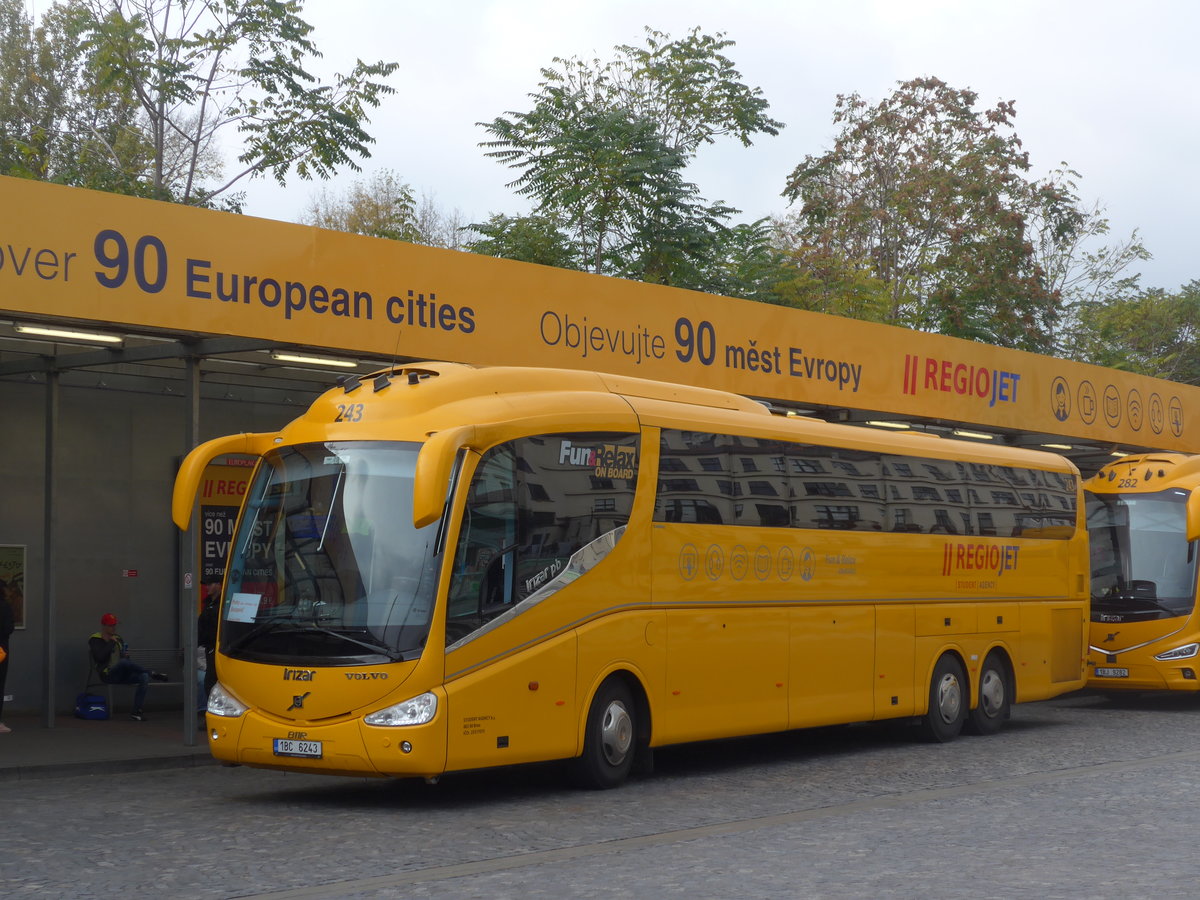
{"left": 173, "top": 363, "right": 1088, "bottom": 788}
{"left": 1085, "top": 453, "right": 1200, "bottom": 691}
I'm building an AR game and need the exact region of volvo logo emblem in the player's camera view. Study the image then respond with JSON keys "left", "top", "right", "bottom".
{"left": 1103, "top": 632, "right": 1120, "bottom": 643}
{"left": 288, "top": 691, "right": 311, "bottom": 711}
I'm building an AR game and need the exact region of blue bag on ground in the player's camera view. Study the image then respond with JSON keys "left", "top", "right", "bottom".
{"left": 74, "top": 692, "right": 109, "bottom": 720}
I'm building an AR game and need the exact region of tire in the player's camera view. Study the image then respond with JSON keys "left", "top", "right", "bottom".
{"left": 571, "top": 678, "right": 637, "bottom": 789}
{"left": 918, "top": 653, "right": 967, "bottom": 743}
{"left": 964, "top": 651, "right": 1011, "bottom": 736}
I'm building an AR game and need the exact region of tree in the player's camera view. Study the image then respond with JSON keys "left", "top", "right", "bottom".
{"left": 305, "top": 171, "right": 469, "bottom": 249}
{"left": 468, "top": 213, "right": 581, "bottom": 269}
{"left": 1026, "top": 165, "right": 1149, "bottom": 355}
{"left": 768, "top": 215, "right": 894, "bottom": 320}
{"left": 0, "top": 0, "right": 149, "bottom": 192}
{"left": 1072, "top": 282, "right": 1200, "bottom": 384}
{"left": 783, "top": 77, "right": 1057, "bottom": 350}
{"left": 306, "top": 169, "right": 421, "bottom": 242}
{"left": 478, "top": 27, "right": 782, "bottom": 289}
{"left": 76, "top": 0, "right": 398, "bottom": 207}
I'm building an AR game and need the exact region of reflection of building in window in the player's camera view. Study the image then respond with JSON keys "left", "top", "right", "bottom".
{"left": 661, "top": 478, "right": 700, "bottom": 492}
{"left": 805, "top": 482, "right": 852, "bottom": 497}
{"left": 653, "top": 429, "right": 1077, "bottom": 539}
{"left": 447, "top": 431, "right": 640, "bottom": 644}
{"left": 815, "top": 505, "right": 859, "bottom": 528}
{"left": 933, "top": 509, "right": 957, "bottom": 533}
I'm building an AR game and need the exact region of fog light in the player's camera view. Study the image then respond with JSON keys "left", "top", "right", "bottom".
{"left": 1183, "top": 668, "right": 1196, "bottom": 680}
{"left": 401, "top": 741, "right": 413, "bottom": 753}
{"left": 210, "top": 729, "right": 220, "bottom": 740}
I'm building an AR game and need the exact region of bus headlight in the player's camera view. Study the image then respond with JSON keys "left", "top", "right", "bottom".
{"left": 1155, "top": 643, "right": 1200, "bottom": 661}
{"left": 364, "top": 692, "right": 438, "bottom": 727}
{"left": 206, "top": 682, "right": 249, "bottom": 718}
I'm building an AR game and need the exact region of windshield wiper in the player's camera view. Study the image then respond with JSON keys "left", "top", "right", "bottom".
{"left": 227, "top": 616, "right": 296, "bottom": 653}
{"left": 298, "top": 623, "right": 407, "bottom": 661}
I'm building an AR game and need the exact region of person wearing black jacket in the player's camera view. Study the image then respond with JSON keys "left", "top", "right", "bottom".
{"left": 197, "top": 582, "right": 220, "bottom": 711}
{"left": 89, "top": 613, "right": 168, "bottom": 721}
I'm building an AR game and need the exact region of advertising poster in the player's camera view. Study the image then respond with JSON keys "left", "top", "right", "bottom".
{"left": 0, "top": 545, "right": 26, "bottom": 629}
{"left": 198, "top": 462, "right": 254, "bottom": 611}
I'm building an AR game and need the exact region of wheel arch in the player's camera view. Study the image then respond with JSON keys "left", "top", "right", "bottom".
{"left": 577, "top": 666, "right": 652, "bottom": 756}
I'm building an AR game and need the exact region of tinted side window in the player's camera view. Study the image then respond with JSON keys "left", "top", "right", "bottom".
{"left": 447, "top": 432, "right": 639, "bottom": 643}
{"left": 655, "top": 429, "right": 1074, "bottom": 538}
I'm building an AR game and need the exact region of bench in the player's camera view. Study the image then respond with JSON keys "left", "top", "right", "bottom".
{"left": 84, "top": 648, "right": 186, "bottom": 713}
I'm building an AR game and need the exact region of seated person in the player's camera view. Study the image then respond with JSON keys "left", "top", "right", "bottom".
{"left": 89, "top": 613, "right": 168, "bottom": 722}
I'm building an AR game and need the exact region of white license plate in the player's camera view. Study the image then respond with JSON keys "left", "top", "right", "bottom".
{"left": 1094, "top": 667, "right": 1130, "bottom": 678}
{"left": 273, "top": 738, "right": 322, "bottom": 758}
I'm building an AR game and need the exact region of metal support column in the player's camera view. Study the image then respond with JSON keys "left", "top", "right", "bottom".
{"left": 41, "top": 371, "right": 59, "bottom": 728}
{"left": 181, "top": 357, "right": 200, "bottom": 746}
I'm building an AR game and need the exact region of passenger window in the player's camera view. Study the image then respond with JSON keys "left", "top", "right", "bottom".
{"left": 446, "top": 432, "right": 639, "bottom": 645}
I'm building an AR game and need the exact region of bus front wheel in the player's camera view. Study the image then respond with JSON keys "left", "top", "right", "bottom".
{"left": 919, "top": 653, "right": 967, "bottom": 743}
{"left": 571, "top": 678, "right": 636, "bottom": 789}
{"left": 964, "top": 651, "right": 1011, "bottom": 736}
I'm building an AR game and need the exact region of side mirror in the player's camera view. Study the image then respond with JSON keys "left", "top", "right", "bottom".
{"left": 412, "top": 423, "right": 513, "bottom": 528}
{"left": 172, "top": 433, "right": 275, "bottom": 529}
{"left": 1188, "top": 491, "right": 1200, "bottom": 543}
{"left": 413, "top": 426, "right": 476, "bottom": 529}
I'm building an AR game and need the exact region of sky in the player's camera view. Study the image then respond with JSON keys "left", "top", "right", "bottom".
{"left": 232, "top": 0, "right": 1200, "bottom": 292}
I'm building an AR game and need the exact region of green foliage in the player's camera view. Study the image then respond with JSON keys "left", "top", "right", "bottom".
{"left": 783, "top": 76, "right": 1057, "bottom": 350}
{"left": 4, "top": 0, "right": 397, "bottom": 206}
{"left": 306, "top": 170, "right": 420, "bottom": 242}
{"left": 0, "top": 0, "right": 149, "bottom": 192}
{"left": 767, "top": 217, "right": 894, "bottom": 319}
{"left": 467, "top": 213, "right": 582, "bottom": 270}
{"left": 1073, "top": 282, "right": 1200, "bottom": 383}
{"left": 478, "top": 27, "right": 782, "bottom": 289}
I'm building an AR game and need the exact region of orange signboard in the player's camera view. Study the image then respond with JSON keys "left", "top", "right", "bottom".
{"left": 1, "top": 175, "right": 1195, "bottom": 450}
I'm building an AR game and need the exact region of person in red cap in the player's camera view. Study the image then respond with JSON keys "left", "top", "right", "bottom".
{"left": 88, "top": 613, "right": 168, "bottom": 721}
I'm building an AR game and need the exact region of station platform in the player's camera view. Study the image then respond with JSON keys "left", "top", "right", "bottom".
{"left": 0, "top": 711, "right": 217, "bottom": 781}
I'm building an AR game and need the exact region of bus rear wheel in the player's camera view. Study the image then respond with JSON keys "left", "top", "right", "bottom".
{"left": 964, "top": 651, "right": 1011, "bottom": 736}
{"left": 919, "top": 653, "right": 967, "bottom": 743}
{"left": 571, "top": 678, "right": 636, "bottom": 789}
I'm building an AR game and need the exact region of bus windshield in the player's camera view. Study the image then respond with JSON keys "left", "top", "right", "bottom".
{"left": 221, "top": 441, "right": 441, "bottom": 665}
{"left": 1086, "top": 488, "right": 1198, "bottom": 620}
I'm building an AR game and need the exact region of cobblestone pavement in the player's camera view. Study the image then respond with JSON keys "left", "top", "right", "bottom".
{"left": 6, "top": 691, "right": 1200, "bottom": 899}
